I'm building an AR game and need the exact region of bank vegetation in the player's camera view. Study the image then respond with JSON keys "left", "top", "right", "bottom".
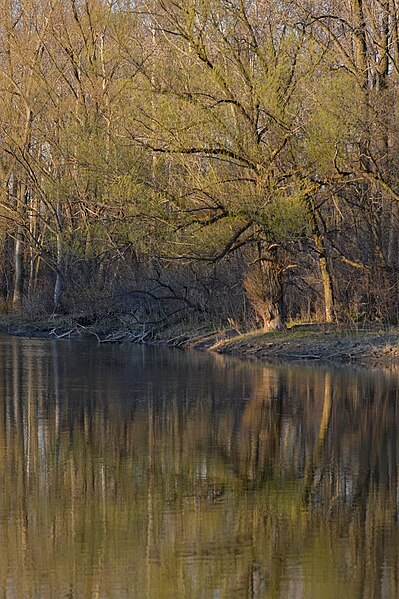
{"left": 1, "top": 0, "right": 399, "bottom": 338}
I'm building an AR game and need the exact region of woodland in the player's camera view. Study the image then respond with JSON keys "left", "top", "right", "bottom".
{"left": 1, "top": 0, "right": 399, "bottom": 333}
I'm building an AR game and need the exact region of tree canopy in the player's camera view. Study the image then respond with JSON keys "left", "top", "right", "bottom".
{"left": 1, "top": 0, "right": 399, "bottom": 329}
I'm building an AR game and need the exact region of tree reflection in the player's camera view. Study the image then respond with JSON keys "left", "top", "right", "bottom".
{"left": 0, "top": 338, "right": 397, "bottom": 597}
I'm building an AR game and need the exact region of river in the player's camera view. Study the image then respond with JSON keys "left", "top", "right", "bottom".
{"left": 0, "top": 334, "right": 397, "bottom": 598}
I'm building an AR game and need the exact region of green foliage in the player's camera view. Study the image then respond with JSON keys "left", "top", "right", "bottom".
{"left": 2, "top": 0, "right": 399, "bottom": 325}
{"left": 304, "top": 70, "right": 361, "bottom": 175}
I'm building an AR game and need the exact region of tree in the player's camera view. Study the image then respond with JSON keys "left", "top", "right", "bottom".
{"left": 296, "top": 0, "right": 399, "bottom": 320}
{"left": 124, "top": 0, "right": 327, "bottom": 329}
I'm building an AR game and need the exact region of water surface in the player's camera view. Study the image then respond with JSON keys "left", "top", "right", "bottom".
{"left": 0, "top": 335, "right": 398, "bottom": 598}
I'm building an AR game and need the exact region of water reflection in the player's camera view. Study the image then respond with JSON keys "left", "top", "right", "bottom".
{"left": 0, "top": 335, "right": 398, "bottom": 597}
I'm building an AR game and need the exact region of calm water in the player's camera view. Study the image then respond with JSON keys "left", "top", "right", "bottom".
{"left": 0, "top": 335, "right": 399, "bottom": 598}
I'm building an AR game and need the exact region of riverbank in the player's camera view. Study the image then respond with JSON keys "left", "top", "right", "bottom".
{"left": 1, "top": 314, "right": 399, "bottom": 367}
{"left": 189, "top": 326, "right": 399, "bottom": 366}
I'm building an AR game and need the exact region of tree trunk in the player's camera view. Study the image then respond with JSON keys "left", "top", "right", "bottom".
{"left": 12, "top": 228, "right": 24, "bottom": 310}
{"left": 260, "top": 261, "right": 285, "bottom": 331}
{"left": 53, "top": 201, "right": 64, "bottom": 312}
{"left": 314, "top": 234, "right": 335, "bottom": 323}
{"left": 261, "top": 300, "right": 285, "bottom": 332}
{"left": 12, "top": 179, "right": 27, "bottom": 310}
{"left": 352, "top": 0, "right": 368, "bottom": 89}
{"left": 244, "top": 252, "right": 285, "bottom": 332}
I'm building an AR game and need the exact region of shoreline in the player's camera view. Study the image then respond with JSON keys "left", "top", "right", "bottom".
{"left": 191, "top": 327, "right": 399, "bottom": 367}
{"left": 1, "top": 315, "right": 399, "bottom": 367}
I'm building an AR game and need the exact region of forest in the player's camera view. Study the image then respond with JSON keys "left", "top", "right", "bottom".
{"left": 1, "top": 0, "right": 399, "bottom": 333}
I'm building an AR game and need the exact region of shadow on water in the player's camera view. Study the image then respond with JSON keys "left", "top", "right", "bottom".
{"left": 0, "top": 335, "right": 398, "bottom": 598}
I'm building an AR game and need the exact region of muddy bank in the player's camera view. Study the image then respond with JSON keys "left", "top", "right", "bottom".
{"left": 187, "top": 326, "right": 399, "bottom": 367}
{"left": 0, "top": 315, "right": 399, "bottom": 367}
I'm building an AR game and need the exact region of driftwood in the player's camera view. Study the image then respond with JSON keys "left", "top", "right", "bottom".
{"left": 50, "top": 319, "right": 160, "bottom": 345}
{"left": 77, "top": 326, "right": 155, "bottom": 344}
{"left": 50, "top": 328, "right": 78, "bottom": 339}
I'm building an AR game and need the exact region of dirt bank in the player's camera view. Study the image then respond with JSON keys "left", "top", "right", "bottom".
{"left": 1, "top": 315, "right": 399, "bottom": 367}
{"left": 186, "top": 326, "right": 399, "bottom": 366}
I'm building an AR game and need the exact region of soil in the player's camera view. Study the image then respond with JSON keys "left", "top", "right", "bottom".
{"left": 1, "top": 315, "right": 399, "bottom": 367}
{"left": 187, "top": 325, "right": 399, "bottom": 367}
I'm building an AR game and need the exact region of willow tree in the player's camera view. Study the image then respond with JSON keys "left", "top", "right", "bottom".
{"left": 125, "top": 0, "right": 328, "bottom": 329}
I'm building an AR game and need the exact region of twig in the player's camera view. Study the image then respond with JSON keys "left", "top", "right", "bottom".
{"left": 50, "top": 328, "right": 76, "bottom": 339}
